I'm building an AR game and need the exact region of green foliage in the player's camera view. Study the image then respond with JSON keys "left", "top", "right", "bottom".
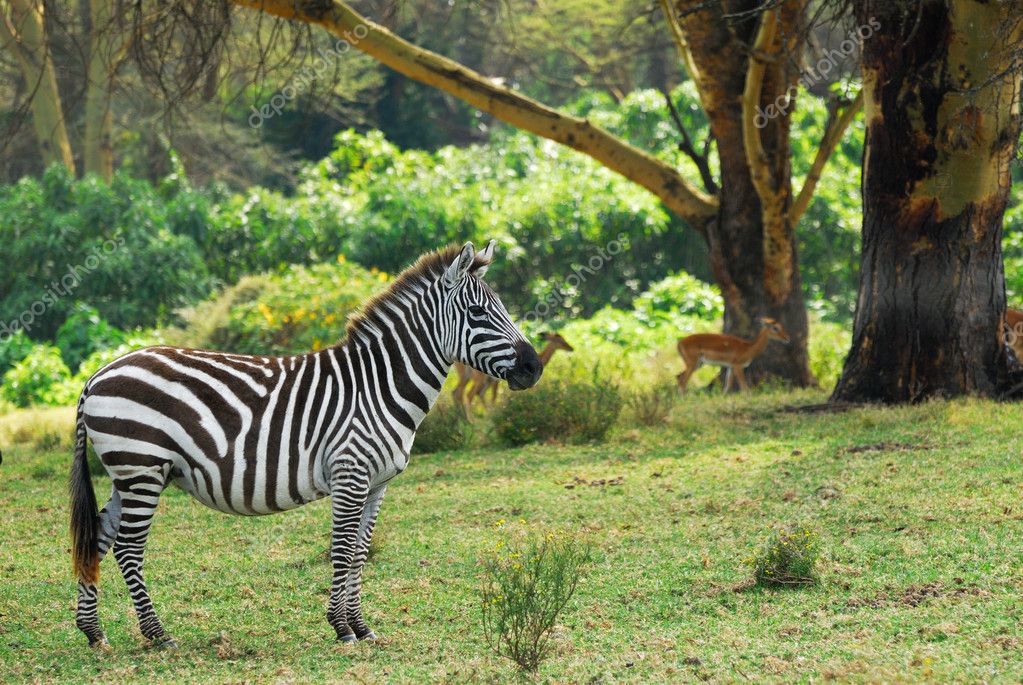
{"left": 0, "top": 345, "right": 75, "bottom": 408}
{"left": 184, "top": 258, "right": 387, "bottom": 355}
{"left": 747, "top": 526, "right": 822, "bottom": 588}
{"left": 0, "top": 329, "right": 35, "bottom": 377}
{"left": 480, "top": 526, "right": 591, "bottom": 673}
{"left": 413, "top": 401, "right": 473, "bottom": 454}
{"left": 808, "top": 320, "right": 852, "bottom": 392}
{"left": 0, "top": 166, "right": 211, "bottom": 338}
{"left": 633, "top": 271, "right": 724, "bottom": 324}
{"left": 54, "top": 306, "right": 126, "bottom": 372}
{"left": 494, "top": 376, "right": 623, "bottom": 446}
{"left": 300, "top": 124, "right": 706, "bottom": 318}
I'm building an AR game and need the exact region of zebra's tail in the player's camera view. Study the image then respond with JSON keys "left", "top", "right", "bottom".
{"left": 70, "top": 390, "right": 99, "bottom": 585}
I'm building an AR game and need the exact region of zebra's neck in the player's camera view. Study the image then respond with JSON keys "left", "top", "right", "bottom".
{"left": 336, "top": 279, "right": 452, "bottom": 436}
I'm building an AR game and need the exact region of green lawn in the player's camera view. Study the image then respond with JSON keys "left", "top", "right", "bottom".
{"left": 2, "top": 391, "right": 1021, "bottom": 682}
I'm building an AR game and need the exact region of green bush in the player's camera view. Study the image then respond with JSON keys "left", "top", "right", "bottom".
{"left": 54, "top": 306, "right": 126, "bottom": 372}
{"left": 480, "top": 526, "right": 591, "bottom": 673}
{"left": 413, "top": 401, "right": 473, "bottom": 454}
{"left": 0, "top": 345, "right": 76, "bottom": 407}
{"left": 0, "top": 329, "right": 35, "bottom": 377}
{"left": 0, "top": 166, "right": 211, "bottom": 337}
{"left": 494, "top": 377, "right": 622, "bottom": 446}
{"left": 746, "top": 526, "right": 821, "bottom": 588}
{"left": 633, "top": 271, "right": 723, "bottom": 323}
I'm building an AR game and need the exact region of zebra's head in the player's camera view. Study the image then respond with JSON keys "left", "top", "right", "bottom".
{"left": 442, "top": 241, "right": 542, "bottom": 391}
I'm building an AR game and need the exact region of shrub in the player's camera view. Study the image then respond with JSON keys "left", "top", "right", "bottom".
{"left": 494, "top": 376, "right": 622, "bottom": 446}
{"left": 480, "top": 526, "right": 591, "bottom": 673}
{"left": 183, "top": 258, "right": 386, "bottom": 355}
{"left": 413, "top": 400, "right": 473, "bottom": 454}
{"left": 627, "top": 381, "right": 679, "bottom": 426}
{"left": 633, "top": 271, "right": 723, "bottom": 323}
{"left": 54, "top": 306, "right": 126, "bottom": 372}
{"left": 746, "top": 526, "right": 821, "bottom": 588}
{"left": 0, "top": 329, "right": 35, "bottom": 377}
{"left": 0, "top": 345, "right": 76, "bottom": 407}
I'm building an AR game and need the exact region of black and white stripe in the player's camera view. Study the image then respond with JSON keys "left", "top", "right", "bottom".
{"left": 70, "top": 241, "right": 542, "bottom": 648}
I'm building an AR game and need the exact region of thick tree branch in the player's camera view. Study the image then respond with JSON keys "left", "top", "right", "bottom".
{"left": 740, "top": 7, "right": 778, "bottom": 209}
{"left": 789, "top": 89, "right": 863, "bottom": 225}
{"left": 230, "top": 0, "right": 719, "bottom": 228}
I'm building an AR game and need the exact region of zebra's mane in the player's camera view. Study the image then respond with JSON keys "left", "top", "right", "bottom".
{"left": 342, "top": 244, "right": 492, "bottom": 343}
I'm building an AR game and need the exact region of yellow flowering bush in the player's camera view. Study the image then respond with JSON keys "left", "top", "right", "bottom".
{"left": 746, "top": 526, "right": 821, "bottom": 587}
{"left": 479, "top": 522, "right": 592, "bottom": 673}
{"left": 190, "top": 259, "right": 387, "bottom": 355}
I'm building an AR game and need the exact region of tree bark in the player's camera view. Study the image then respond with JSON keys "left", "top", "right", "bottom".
{"left": 1, "top": 0, "right": 76, "bottom": 173}
{"left": 832, "top": 0, "right": 1023, "bottom": 402}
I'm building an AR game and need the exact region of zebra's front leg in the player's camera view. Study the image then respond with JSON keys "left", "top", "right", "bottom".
{"left": 75, "top": 488, "right": 122, "bottom": 648}
{"left": 326, "top": 459, "right": 370, "bottom": 642}
{"left": 344, "top": 485, "right": 386, "bottom": 640}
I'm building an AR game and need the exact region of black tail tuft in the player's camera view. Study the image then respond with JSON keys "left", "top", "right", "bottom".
{"left": 69, "top": 392, "right": 99, "bottom": 585}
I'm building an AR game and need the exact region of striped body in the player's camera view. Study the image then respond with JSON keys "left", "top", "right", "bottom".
{"left": 70, "top": 242, "right": 542, "bottom": 648}
{"left": 85, "top": 345, "right": 434, "bottom": 516}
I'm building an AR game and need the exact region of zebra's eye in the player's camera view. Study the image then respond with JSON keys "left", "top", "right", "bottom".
{"left": 468, "top": 305, "right": 486, "bottom": 317}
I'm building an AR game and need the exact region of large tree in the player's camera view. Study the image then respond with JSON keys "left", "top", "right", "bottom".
{"left": 227, "top": 0, "right": 862, "bottom": 386}
{"left": 832, "top": 0, "right": 1023, "bottom": 402}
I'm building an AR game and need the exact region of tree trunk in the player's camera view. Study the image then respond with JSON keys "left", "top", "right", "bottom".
{"left": 680, "top": 0, "right": 814, "bottom": 385}
{"left": 832, "top": 0, "right": 1023, "bottom": 402}
{"left": 1, "top": 0, "right": 76, "bottom": 173}
{"left": 83, "top": 0, "right": 125, "bottom": 179}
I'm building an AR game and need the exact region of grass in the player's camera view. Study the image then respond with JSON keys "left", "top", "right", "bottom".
{"left": 2, "top": 389, "right": 1022, "bottom": 682}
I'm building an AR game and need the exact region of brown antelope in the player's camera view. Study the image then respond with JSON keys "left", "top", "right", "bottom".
{"left": 675, "top": 317, "right": 790, "bottom": 393}
{"left": 454, "top": 332, "right": 574, "bottom": 409}
{"left": 1007, "top": 308, "right": 1023, "bottom": 361}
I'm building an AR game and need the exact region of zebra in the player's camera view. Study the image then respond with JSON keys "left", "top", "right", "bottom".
{"left": 69, "top": 241, "right": 542, "bottom": 649}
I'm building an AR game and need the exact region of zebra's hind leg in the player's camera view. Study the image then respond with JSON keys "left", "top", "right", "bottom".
{"left": 110, "top": 464, "right": 175, "bottom": 648}
{"left": 75, "top": 488, "right": 122, "bottom": 648}
{"left": 345, "top": 486, "right": 386, "bottom": 640}
{"left": 326, "top": 459, "right": 370, "bottom": 642}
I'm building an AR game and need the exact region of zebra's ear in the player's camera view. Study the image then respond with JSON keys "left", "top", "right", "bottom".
{"left": 473, "top": 239, "right": 496, "bottom": 278}
{"left": 444, "top": 242, "right": 476, "bottom": 286}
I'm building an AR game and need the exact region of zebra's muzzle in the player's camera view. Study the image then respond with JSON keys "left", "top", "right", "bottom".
{"left": 507, "top": 342, "right": 543, "bottom": 390}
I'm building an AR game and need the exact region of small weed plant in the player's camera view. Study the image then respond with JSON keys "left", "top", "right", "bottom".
{"left": 627, "top": 381, "right": 678, "bottom": 426}
{"left": 480, "top": 524, "right": 592, "bottom": 673}
{"left": 747, "top": 526, "right": 821, "bottom": 588}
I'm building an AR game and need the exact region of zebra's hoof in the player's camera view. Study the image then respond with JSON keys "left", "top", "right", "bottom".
{"left": 337, "top": 634, "right": 358, "bottom": 644}
{"left": 151, "top": 636, "right": 178, "bottom": 650}
{"left": 89, "top": 637, "right": 112, "bottom": 653}
{"left": 359, "top": 631, "right": 378, "bottom": 641}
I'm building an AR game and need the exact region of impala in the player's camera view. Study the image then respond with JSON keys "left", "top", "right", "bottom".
{"left": 675, "top": 317, "right": 790, "bottom": 393}
{"left": 453, "top": 332, "right": 574, "bottom": 409}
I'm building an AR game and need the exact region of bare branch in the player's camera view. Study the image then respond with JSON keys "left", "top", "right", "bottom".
{"left": 660, "top": 87, "right": 717, "bottom": 194}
